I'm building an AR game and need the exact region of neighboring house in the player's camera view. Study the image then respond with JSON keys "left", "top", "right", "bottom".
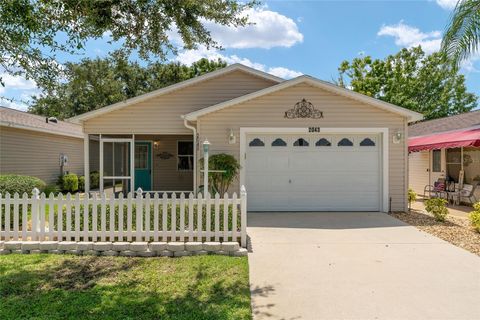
{"left": 0, "top": 106, "right": 84, "bottom": 184}
{"left": 70, "top": 64, "right": 422, "bottom": 212}
{"left": 408, "top": 110, "right": 480, "bottom": 198}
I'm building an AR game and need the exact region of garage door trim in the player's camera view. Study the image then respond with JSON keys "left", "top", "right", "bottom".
{"left": 239, "top": 127, "right": 389, "bottom": 212}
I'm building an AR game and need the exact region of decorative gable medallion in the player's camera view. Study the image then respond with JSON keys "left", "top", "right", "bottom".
{"left": 284, "top": 99, "right": 324, "bottom": 119}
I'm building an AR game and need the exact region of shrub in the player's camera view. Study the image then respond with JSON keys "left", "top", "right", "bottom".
{"left": 200, "top": 153, "right": 240, "bottom": 194}
{"left": 44, "top": 184, "right": 60, "bottom": 196}
{"left": 90, "top": 171, "right": 100, "bottom": 189}
{"left": 62, "top": 173, "right": 78, "bottom": 192}
{"left": 0, "top": 174, "right": 46, "bottom": 195}
{"left": 408, "top": 188, "right": 417, "bottom": 210}
{"left": 78, "top": 176, "right": 85, "bottom": 192}
{"left": 424, "top": 198, "right": 449, "bottom": 222}
{"left": 469, "top": 203, "right": 480, "bottom": 233}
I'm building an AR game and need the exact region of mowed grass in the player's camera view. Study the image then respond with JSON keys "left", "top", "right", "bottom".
{"left": 0, "top": 254, "right": 251, "bottom": 320}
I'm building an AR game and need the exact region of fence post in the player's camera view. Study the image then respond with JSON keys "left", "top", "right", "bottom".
{"left": 240, "top": 185, "right": 247, "bottom": 248}
{"left": 31, "top": 188, "right": 40, "bottom": 241}
{"left": 136, "top": 188, "right": 143, "bottom": 241}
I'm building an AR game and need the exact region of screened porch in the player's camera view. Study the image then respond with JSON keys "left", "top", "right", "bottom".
{"left": 84, "top": 134, "right": 195, "bottom": 195}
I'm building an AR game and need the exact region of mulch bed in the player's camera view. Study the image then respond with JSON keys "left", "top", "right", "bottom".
{"left": 389, "top": 210, "right": 480, "bottom": 256}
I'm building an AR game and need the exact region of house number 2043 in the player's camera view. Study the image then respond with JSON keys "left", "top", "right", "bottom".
{"left": 308, "top": 127, "right": 321, "bottom": 133}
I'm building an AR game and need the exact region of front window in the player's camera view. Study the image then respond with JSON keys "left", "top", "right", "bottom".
{"left": 135, "top": 145, "right": 148, "bottom": 169}
{"left": 178, "top": 141, "right": 194, "bottom": 171}
{"left": 432, "top": 149, "right": 442, "bottom": 173}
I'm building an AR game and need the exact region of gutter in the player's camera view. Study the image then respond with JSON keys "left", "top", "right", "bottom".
{"left": 182, "top": 116, "right": 197, "bottom": 192}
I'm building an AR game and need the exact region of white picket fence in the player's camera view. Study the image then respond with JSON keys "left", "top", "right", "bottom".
{"left": 0, "top": 187, "right": 247, "bottom": 247}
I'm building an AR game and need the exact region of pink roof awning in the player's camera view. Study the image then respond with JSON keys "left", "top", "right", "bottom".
{"left": 409, "top": 128, "right": 480, "bottom": 152}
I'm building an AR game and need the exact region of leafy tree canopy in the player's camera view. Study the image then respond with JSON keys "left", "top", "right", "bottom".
{"left": 0, "top": 0, "right": 254, "bottom": 91}
{"left": 28, "top": 56, "right": 227, "bottom": 119}
{"left": 337, "top": 46, "right": 478, "bottom": 120}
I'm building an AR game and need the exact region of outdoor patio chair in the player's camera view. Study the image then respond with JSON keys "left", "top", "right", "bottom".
{"left": 424, "top": 178, "right": 447, "bottom": 199}
{"left": 458, "top": 183, "right": 478, "bottom": 204}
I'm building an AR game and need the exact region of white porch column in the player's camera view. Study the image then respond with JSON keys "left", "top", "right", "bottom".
{"left": 84, "top": 133, "right": 90, "bottom": 193}
{"left": 99, "top": 134, "right": 104, "bottom": 192}
{"left": 131, "top": 134, "right": 135, "bottom": 192}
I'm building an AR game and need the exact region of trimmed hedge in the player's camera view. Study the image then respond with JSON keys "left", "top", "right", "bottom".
{"left": 0, "top": 175, "right": 46, "bottom": 195}
{"left": 61, "top": 173, "right": 79, "bottom": 192}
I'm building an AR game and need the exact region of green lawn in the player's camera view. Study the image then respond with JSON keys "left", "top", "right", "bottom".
{"left": 0, "top": 254, "right": 251, "bottom": 320}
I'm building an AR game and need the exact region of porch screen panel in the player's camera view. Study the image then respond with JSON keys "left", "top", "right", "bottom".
{"left": 446, "top": 148, "right": 461, "bottom": 182}
{"left": 100, "top": 138, "right": 133, "bottom": 194}
{"left": 463, "top": 148, "right": 480, "bottom": 184}
{"left": 102, "top": 142, "right": 131, "bottom": 177}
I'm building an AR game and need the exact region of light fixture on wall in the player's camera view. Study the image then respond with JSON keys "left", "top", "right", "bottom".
{"left": 393, "top": 130, "right": 403, "bottom": 144}
{"left": 228, "top": 129, "right": 236, "bottom": 144}
{"left": 154, "top": 141, "right": 159, "bottom": 148}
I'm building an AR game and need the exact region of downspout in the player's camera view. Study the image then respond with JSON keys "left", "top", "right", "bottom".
{"left": 182, "top": 116, "right": 197, "bottom": 193}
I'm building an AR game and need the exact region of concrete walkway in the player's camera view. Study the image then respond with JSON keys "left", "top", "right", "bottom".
{"left": 248, "top": 212, "right": 480, "bottom": 320}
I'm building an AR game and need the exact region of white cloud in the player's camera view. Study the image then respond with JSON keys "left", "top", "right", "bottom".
{"left": 0, "top": 73, "right": 37, "bottom": 111}
{"left": 174, "top": 46, "right": 302, "bottom": 79}
{"left": 0, "top": 98, "right": 28, "bottom": 111}
{"left": 267, "top": 67, "right": 303, "bottom": 78}
{"left": 377, "top": 22, "right": 442, "bottom": 54}
{"left": 170, "top": 7, "right": 303, "bottom": 50}
{"left": 460, "top": 53, "right": 480, "bottom": 72}
{"left": 436, "top": 0, "right": 458, "bottom": 10}
{"left": 0, "top": 73, "right": 36, "bottom": 91}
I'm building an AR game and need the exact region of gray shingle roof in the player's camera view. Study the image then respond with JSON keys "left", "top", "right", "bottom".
{"left": 0, "top": 106, "right": 83, "bottom": 137}
{"left": 409, "top": 110, "right": 480, "bottom": 137}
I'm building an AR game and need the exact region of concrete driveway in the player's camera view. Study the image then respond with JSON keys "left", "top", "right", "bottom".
{"left": 248, "top": 212, "right": 480, "bottom": 320}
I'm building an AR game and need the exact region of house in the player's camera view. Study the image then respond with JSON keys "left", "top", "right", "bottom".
{"left": 70, "top": 64, "right": 422, "bottom": 212}
{"left": 0, "top": 106, "right": 85, "bottom": 184}
{"left": 408, "top": 110, "right": 480, "bottom": 199}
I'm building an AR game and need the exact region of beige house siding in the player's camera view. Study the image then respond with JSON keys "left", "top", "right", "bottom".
{"left": 83, "top": 70, "right": 277, "bottom": 134}
{"left": 408, "top": 151, "right": 429, "bottom": 196}
{"left": 0, "top": 126, "right": 84, "bottom": 184}
{"left": 136, "top": 135, "right": 194, "bottom": 191}
{"left": 197, "top": 83, "right": 408, "bottom": 211}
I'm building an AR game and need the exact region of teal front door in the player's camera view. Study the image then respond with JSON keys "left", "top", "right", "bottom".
{"left": 134, "top": 142, "right": 152, "bottom": 190}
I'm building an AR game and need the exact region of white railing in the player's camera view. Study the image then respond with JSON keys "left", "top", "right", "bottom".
{"left": 0, "top": 186, "right": 247, "bottom": 247}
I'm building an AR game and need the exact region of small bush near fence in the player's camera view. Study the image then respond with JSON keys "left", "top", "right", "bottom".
{"left": 61, "top": 174, "right": 79, "bottom": 193}
{"left": 44, "top": 184, "right": 61, "bottom": 195}
{"left": 425, "top": 198, "right": 449, "bottom": 222}
{"left": 78, "top": 176, "right": 85, "bottom": 192}
{"left": 408, "top": 188, "right": 416, "bottom": 210}
{"left": 90, "top": 171, "right": 100, "bottom": 189}
{"left": 469, "top": 203, "right": 480, "bottom": 233}
{"left": 0, "top": 175, "right": 45, "bottom": 195}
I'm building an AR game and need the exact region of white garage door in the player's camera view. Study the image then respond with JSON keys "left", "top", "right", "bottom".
{"left": 245, "top": 134, "right": 382, "bottom": 211}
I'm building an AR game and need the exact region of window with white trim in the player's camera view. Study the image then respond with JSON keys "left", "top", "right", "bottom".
{"left": 178, "top": 141, "right": 194, "bottom": 171}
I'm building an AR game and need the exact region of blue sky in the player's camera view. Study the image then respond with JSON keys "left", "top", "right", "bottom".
{"left": 2, "top": 0, "right": 479, "bottom": 111}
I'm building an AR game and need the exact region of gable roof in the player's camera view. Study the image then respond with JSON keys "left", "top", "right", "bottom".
{"left": 409, "top": 110, "right": 480, "bottom": 137}
{"left": 68, "top": 64, "right": 283, "bottom": 123}
{"left": 0, "top": 106, "right": 83, "bottom": 138}
{"left": 183, "top": 75, "right": 423, "bottom": 122}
